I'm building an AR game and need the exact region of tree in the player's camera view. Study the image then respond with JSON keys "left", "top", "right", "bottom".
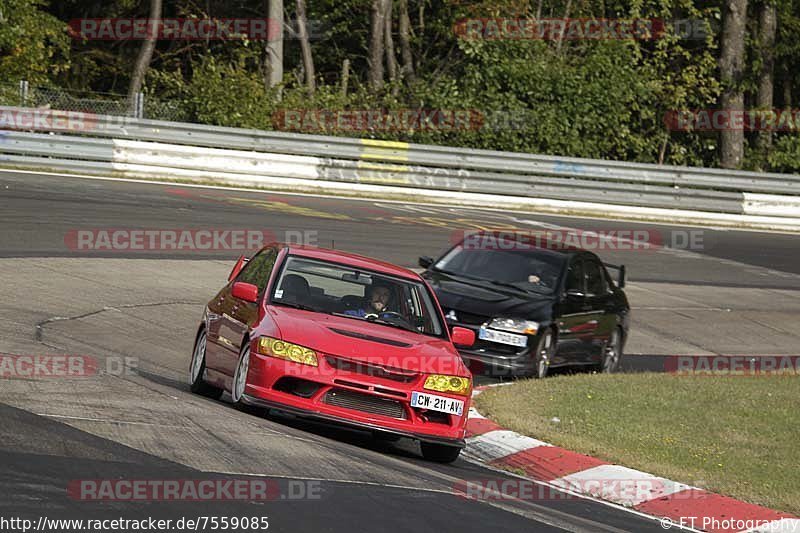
{"left": 384, "top": 0, "right": 398, "bottom": 85}
{"left": 398, "top": 0, "right": 415, "bottom": 83}
{"left": 265, "top": 0, "right": 284, "bottom": 92}
{"left": 756, "top": 0, "right": 777, "bottom": 151}
{"left": 127, "top": 0, "right": 162, "bottom": 115}
{"left": 296, "top": 0, "right": 315, "bottom": 94}
{"left": 719, "top": 0, "right": 749, "bottom": 169}
{"left": 368, "top": 0, "right": 386, "bottom": 89}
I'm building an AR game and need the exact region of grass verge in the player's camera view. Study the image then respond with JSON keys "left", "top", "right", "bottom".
{"left": 474, "top": 373, "right": 799, "bottom": 514}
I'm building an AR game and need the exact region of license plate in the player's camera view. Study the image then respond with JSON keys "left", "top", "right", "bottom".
{"left": 479, "top": 327, "right": 528, "bottom": 347}
{"left": 411, "top": 391, "right": 464, "bottom": 416}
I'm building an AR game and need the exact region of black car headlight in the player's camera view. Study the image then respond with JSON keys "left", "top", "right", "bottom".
{"left": 486, "top": 318, "right": 539, "bottom": 335}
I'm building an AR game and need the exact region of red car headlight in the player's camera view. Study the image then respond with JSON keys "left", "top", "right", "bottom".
{"left": 423, "top": 375, "right": 471, "bottom": 396}
{"left": 257, "top": 337, "right": 318, "bottom": 367}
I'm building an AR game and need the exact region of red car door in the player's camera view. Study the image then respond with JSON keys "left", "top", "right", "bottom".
{"left": 205, "top": 283, "right": 237, "bottom": 373}
{"left": 216, "top": 247, "right": 279, "bottom": 377}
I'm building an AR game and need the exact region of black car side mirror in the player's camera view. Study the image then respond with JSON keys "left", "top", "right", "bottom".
{"left": 418, "top": 256, "right": 434, "bottom": 269}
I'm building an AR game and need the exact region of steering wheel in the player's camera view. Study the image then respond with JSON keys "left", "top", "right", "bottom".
{"left": 365, "top": 311, "right": 412, "bottom": 327}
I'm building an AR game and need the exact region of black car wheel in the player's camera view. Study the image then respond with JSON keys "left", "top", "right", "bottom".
{"left": 530, "top": 329, "right": 555, "bottom": 379}
{"left": 600, "top": 327, "right": 623, "bottom": 373}
{"left": 420, "top": 442, "right": 461, "bottom": 463}
{"left": 189, "top": 329, "right": 223, "bottom": 400}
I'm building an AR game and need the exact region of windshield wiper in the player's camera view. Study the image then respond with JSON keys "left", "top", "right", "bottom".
{"left": 331, "top": 312, "right": 420, "bottom": 334}
{"left": 436, "top": 267, "right": 536, "bottom": 293}
{"left": 368, "top": 318, "right": 420, "bottom": 334}
{"left": 486, "top": 280, "right": 539, "bottom": 294}
{"left": 274, "top": 301, "right": 321, "bottom": 312}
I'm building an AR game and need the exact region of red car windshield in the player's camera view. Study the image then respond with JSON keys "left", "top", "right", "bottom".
{"left": 270, "top": 256, "right": 446, "bottom": 338}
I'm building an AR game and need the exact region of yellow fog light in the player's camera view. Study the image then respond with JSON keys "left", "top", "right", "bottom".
{"left": 423, "top": 375, "right": 471, "bottom": 396}
{"left": 257, "top": 337, "right": 318, "bottom": 367}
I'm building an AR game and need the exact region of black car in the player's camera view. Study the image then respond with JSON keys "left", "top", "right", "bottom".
{"left": 419, "top": 235, "right": 630, "bottom": 378}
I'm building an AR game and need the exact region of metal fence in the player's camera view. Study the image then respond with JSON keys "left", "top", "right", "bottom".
{"left": 0, "top": 106, "right": 798, "bottom": 228}
{"left": 0, "top": 81, "right": 188, "bottom": 122}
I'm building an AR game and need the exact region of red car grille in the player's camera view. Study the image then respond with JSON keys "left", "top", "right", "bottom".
{"left": 325, "top": 356, "right": 418, "bottom": 383}
{"left": 323, "top": 388, "right": 407, "bottom": 420}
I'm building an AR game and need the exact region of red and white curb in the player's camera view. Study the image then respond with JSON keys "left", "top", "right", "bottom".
{"left": 464, "top": 386, "right": 799, "bottom": 533}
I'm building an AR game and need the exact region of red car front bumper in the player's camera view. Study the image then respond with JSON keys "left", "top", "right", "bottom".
{"left": 244, "top": 349, "right": 470, "bottom": 447}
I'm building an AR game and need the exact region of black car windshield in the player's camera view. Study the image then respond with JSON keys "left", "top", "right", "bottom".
{"left": 271, "top": 256, "right": 446, "bottom": 338}
{"left": 434, "top": 245, "right": 566, "bottom": 294}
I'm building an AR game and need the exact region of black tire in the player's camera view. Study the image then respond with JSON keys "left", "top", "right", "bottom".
{"left": 420, "top": 442, "right": 462, "bottom": 463}
{"left": 598, "top": 327, "right": 624, "bottom": 373}
{"left": 189, "top": 329, "right": 223, "bottom": 400}
{"left": 528, "top": 329, "right": 555, "bottom": 379}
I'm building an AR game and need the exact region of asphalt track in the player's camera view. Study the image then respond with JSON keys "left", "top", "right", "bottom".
{"left": 1, "top": 169, "right": 799, "bottom": 533}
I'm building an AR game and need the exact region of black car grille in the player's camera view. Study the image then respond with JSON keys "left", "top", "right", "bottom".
{"left": 323, "top": 388, "right": 407, "bottom": 420}
{"left": 472, "top": 339, "right": 525, "bottom": 355}
{"left": 445, "top": 309, "right": 527, "bottom": 355}
{"left": 325, "top": 356, "right": 418, "bottom": 383}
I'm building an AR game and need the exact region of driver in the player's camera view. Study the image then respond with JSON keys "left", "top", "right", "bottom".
{"left": 345, "top": 281, "right": 395, "bottom": 318}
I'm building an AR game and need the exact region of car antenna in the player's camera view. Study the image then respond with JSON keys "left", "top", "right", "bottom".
{"left": 331, "top": 239, "right": 335, "bottom": 249}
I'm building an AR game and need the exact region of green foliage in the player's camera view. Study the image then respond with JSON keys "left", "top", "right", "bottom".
{"left": 0, "top": 0, "right": 70, "bottom": 84}
{"left": 180, "top": 56, "right": 272, "bottom": 128}
{"left": 1, "top": 0, "right": 798, "bottom": 173}
{"left": 767, "top": 136, "right": 800, "bottom": 172}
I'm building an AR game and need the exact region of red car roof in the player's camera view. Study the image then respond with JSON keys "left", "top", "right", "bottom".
{"left": 282, "top": 245, "right": 420, "bottom": 281}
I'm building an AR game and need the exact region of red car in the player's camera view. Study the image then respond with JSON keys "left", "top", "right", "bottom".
{"left": 189, "top": 244, "right": 476, "bottom": 463}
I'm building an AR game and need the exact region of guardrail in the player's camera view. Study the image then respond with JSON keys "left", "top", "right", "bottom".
{"left": 1, "top": 106, "right": 799, "bottom": 228}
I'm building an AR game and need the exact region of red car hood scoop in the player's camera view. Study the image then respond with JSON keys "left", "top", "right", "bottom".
{"left": 327, "top": 327, "right": 412, "bottom": 348}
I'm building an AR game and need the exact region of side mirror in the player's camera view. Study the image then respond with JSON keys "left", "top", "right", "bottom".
{"left": 618, "top": 265, "right": 626, "bottom": 288}
{"left": 228, "top": 255, "right": 248, "bottom": 282}
{"left": 566, "top": 289, "right": 586, "bottom": 299}
{"left": 418, "top": 256, "right": 434, "bottom": 269}
{"left": 451, "top": 326, "right": 475, "bottom": 347}
{"left": 232, "top": 282, "right": 259, "bottom": 303}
